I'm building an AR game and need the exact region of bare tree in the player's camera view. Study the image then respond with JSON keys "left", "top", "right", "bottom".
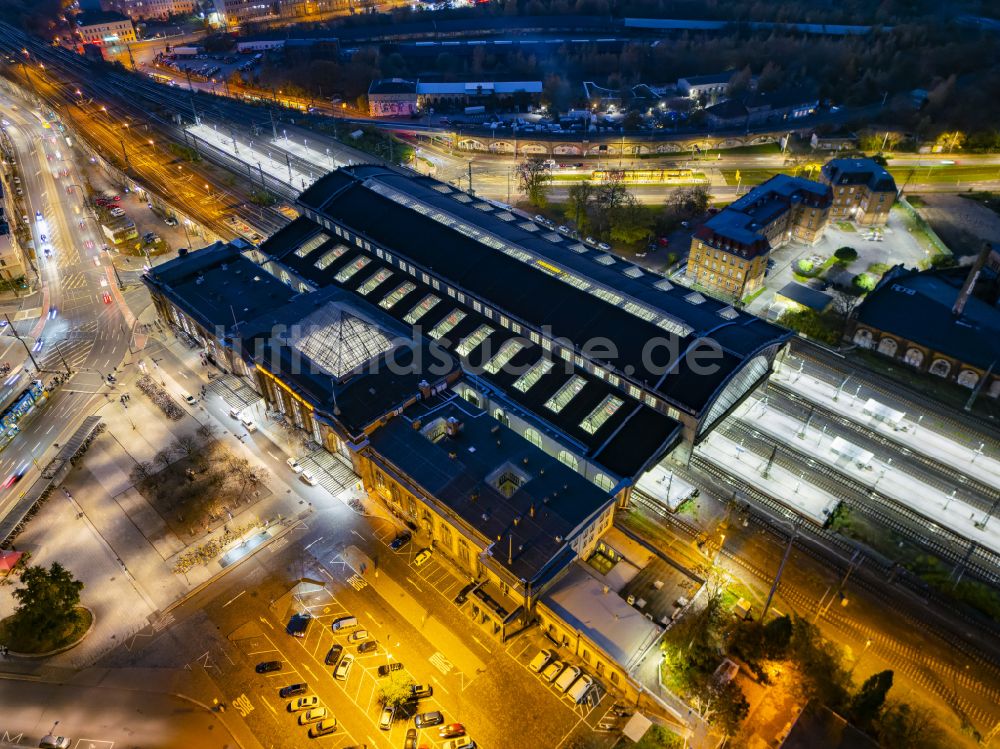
{"left": 154, "top": 447, "right": 175, "bottom": 472}
{"left": 172, "top": 434, "right": 201, "bottom": 462}
{"left": 515, "top": 158, "right": 552, "bottom": 207}
{"left": 196, "top": 422, "right": 219, "bottom": 441}
{"left": 566, "top": 179, "right": 595, "bottom": 229}
{"left": 830, "top": 289, "right": 863, "bottom": 336}
{"left": 130, "top": 460, "right": 154, "bottom": 485}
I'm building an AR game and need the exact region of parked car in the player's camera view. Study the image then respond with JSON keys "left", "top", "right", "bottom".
{"left": 286, "top": 457, "right": 304, "bottom": 473}
{"left": 443, "top": 738, "right": 474, "bottom": 749}
{"left": 555, "top": 665, "right": 581, "bottom": 693}
{"left": 298, "top": 707, "right": 327, "bottom": 725}
{"left": 413, "top": 549, "right": 432, "bottom": 567}
{"left": 568, "top": 674, "right": 594, "bottom": 703}
{"left": 541, "top": 660, "right": 564, "bottom": 683}
{"left": 286, "top": 613, "right": 312, "bottom": 638}
{"left": 300, "top": 470, "right": 318, "bottom": 486}
{"left": 410, "top": 684, "right": 434, "bottom": 700}
{"left": 289, "top": 696, "right": 319, "bottom": 712}
{"left": 404, "top": 727, "right": 418, "bottom": 749}
{"left": 348, "top": 630, "right": 369, "bottom": 642}
{"left": 378, "top": 662, "right": 403, "bottom": 677}
{"left": 324, "top": 644, "right": 343, "bottom": 666}
{"left": 414, "top": 711, "right": 444, "bottom": 728}
{"left": 255, "top": 660, "right": 282, "bottom": 674}
{"left": 241, "top": 415, "right": 257, "bottom": 433}
{"left": 379, "top": 705, "right": 394, "bottom": 730}
{"left": 308, "top": 718, "right": 337, "bottom": 738}
{"left": 453, "top": 582, "right": 477, "bottom": 605}
{"left": 529, "top": 649, "right": 555, "bottom": 673}
{"left": 390, "top": 531, "right": 411, "bottom": 550}
{"left": 357, "top": 640, "right": 377, "bottom": 654}
{"left": 334, "top": 654, "right": 354, "bottom": 680}
{"left": 279, "top": 683, "right": 307, "bottom": 698}
{"left": 439, "top": 723, "right": 466, "bottom": 738}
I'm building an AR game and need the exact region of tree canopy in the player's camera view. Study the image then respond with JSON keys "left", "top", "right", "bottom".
{"left": 11, "top": 562, "right": 84, "bottom": 640}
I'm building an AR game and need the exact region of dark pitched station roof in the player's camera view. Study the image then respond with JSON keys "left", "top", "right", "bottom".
{"left": 821, "top": 158, "right": 897, "bottom": 193}
{"left": 368, "top": 78, "right": 417, "bottom": 96}
{"left": 292, "top": 166, "right": 787, "bottom": 417}
{"left": 258, "top": 214, "right": 681, "bottom": 478}
{"left": 369, "top": 395, "right": 614, "bottom": 584}
{"left": 856, "top": 265, "right": 1000, "bottom": 371}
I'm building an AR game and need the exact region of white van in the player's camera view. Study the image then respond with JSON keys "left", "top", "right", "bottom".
{"left": 179, "top": 391, "right": 197, "bottom": 405}
{"left": 241, "top": 414, "right": 257, "bottom": 433}
{"left": 529, "top": 648, "right": 554, "bottom": 673}
{"left": 331, "top": 615, "right": 358, "bottom": 631}
{"left": 567, "top": 674, "right": 594, "bottom": 703}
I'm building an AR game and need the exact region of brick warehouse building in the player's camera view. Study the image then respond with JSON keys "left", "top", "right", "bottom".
{"left": 144, "top": 164, "right": 790, "bottom": 694}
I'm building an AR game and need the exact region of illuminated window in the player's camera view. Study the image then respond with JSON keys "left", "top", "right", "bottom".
{"left": 428, "top": 309, "right": 466, "bottom": 340}
{"left": 513, "top": 358, "right": 553, "bottom": 392}
{"left": 357, "top": 268, "right": 393, "bottom": 295}
{"left": 380, "top": 282, "right": 415, "bottom": 309}
{"left": 545, "top": 376, "right": 586, "bottom": 413}
{"left": 580, "top": 395, "right": 624, "bottom": 434}
{"left": 455, "top": 325, "right": 494, "bottom": 357}
{"left": 314, "top": 244, "right": 348, "bottom": 269}
{"left": 484, "top": 340, "right": 525, "bottom": 374}
{"left": 334, "top": 256, "right": 370, "bottom": 282}
{"left": 404, "top": 294, "right": 440, "bottom": 324}
{"left": 294, "top": 232, "right": 329, "bottom": 258}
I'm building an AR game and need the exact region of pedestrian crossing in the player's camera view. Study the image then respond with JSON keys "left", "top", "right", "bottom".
{"left": 59, "top": 272, "right": 89, "bottom": 290}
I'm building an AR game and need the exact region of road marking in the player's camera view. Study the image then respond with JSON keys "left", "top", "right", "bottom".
{"left": 263, "top": 699, "right": 276, "bottom": 715}
{"left": 223, "top": 590, "right": 246, "bottom": 608}
{"left": 347, "top": 574, "right": 368, "bottom": 591}
{"left": 267, "top": 451, "right": 280, "bottom": 460}
{"left": 351, "top": 529, "right": 364, "bottom": 541}
{"left": 303, "top": 536, "right": 323, "bottom": 551}
{"left": 405, "top": 577, "right": 423, "bottom": 592}
{"left": 429, "top": 652, "right": 453, "bottom": 675}
{"left": 431, "top": 676, "right": 450, "bottom": 695}
{"left": 259, "top": 616, "right": 273, "bottom": 629}
{"left": 233, "top": 693, "right": 255, "bottom": 718}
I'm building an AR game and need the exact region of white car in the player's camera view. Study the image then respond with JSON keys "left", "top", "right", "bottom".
{"left": 300, "top": 470, "right": 318, "bottom": 486}
{"left": 443, "top": 738, "right": 475, "bottom": 749}
{"left": 379, "top": 704, "right": 394, "bottom": 730}
{"left": 286, "top": 457, "right": 304, "bottom": 473}
{"left": 541, "top": 660, "right": 564, "bottom": 683}
{"left": 529, "top": 648, "right": 554, "bottom": 673}
{"left": 334, "top": 653, "right": 354, "bottom": 680}
{"left": 555, "top": 665, "right": 581, "bottom": 693}
{"left": 568, "top": 674, "right": 594, "bottom": 703}
{"left": 289, "top": 695, "right": 319, "bottom": 712}
{"left": 240, "top": 415, "right": 257, "bottom": 433}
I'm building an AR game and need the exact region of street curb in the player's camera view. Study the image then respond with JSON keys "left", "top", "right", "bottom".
{"left": 161, "top": 510, "right": 311, "bottom": 618}
{"left": 168, "top": 690, "right": 251, "bottom": 749}
{"left": 6, "top": 605, "right": 96, "bottom": 659}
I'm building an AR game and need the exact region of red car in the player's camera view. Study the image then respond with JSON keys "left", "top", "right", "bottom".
{"left": 439, "top": 724, "right": 466, "bottom": 739}
{"left": 2, "top": 471, "right": 24, "bottom": 490}
{"left": 102, "top": 292, "right": 112, "bottom": 304}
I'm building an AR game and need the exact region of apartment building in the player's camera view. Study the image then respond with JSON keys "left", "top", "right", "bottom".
{"left": 75, "top": 11, "right": 137, "bottom": 45}
{"left": 687, "top": 174, "right": 832, "bottom": 298}
{"left": 100, "top": 0, "right": 195, "bottom": 20}
{"left": 820, "top": 157, "right": 897, "bottom": 226}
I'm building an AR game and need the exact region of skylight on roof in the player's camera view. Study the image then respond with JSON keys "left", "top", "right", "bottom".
{"left": 718, "top": 306, "right": 739, "bottom": 320}
{"left": 685, "top": 291, "right": 706, "bottom": 305}
{"left": 544, "top": 375, "right": 586, "bottom": 414}
{"left": 403, "top": 294, "right": 439, "bottom": 324}
{"left": 433, "top": 184, "right": 453, "bottom": 194}
{"left": 455, "top": 324, "right": 494, "bottom": 357}
{"left": 496, "top": 212, "right": 515, "bottom": 222}
{"left": 623, "top": 266, "right": 644, "bottom": 278}
{"left": 580, "top": 395, "right": 624, "bottom": 434}
{"left": 623, "top": 301, "right": 658, "bottom": 323}
{"left": 657, "top": 317, "right": 693, "bottom": 336}
{"left": 294, "top": 232, "right": 330, "bottom": 258}
{"left": 595, "top": 254, "right": 615, "bottom": 265}
{"left": 484, "top": 339, "right": 525, "bottom": 375}
{"left": 567, "top": 243, "right": 588, "bottom": 254}
{"left": 513, "top": 358, "right": 553, "bottom": 392}
{"left": 518, "top": 222, "right": 539, "bottom": 232}
{"left": 315, "top": 244, "right": 348, "bottom": 270}
{"left": 452, "top": 193, "right": 472, "bottom": 203}
{"left": 654, "top": 279, "right": 674, "bottom": 291}
{"left": 542, "top": 232, "right": 563, "bottom": 243}
{"left": 590, "top": 287, "right": 623, "bottom": 305}
{"left": 474, "top": 202, "right": 494, "bottom": 212}
{"left": 428, "top": 309, "right": 466, "bottom": 340}
{"left": 357, "top": 267, "right": 393, "bottom": 295}
{"left": 334, "top": 256, "right": 370, "bottom": 282}
{"left": 380, "top": 281, "right": 415, "bottom": 309}
{"left": 291, "top": 305, "right": 393, "bottom": 380}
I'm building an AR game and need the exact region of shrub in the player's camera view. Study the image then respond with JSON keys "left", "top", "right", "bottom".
{"left": 834, "top": 246, "right": 858, "bottom": 262}
{"left": 852, "top": 273, "right": 876, "bottom": 291}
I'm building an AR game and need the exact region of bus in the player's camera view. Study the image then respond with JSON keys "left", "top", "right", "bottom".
{"left": 150, "top": 72, "right": 173, "bottom": 85}
{"left": 591, "top": 168, "right": 701, "bottom": 184}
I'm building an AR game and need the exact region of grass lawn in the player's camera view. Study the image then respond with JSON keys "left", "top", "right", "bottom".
{"left": 888, "top": 164, "right": 1000, "bottom": 184}
{"left": 137, "top": 439, "right": 272, "bottom": 542}
{"left": 741, "top": 287, "right": 766, "bottom": 305}
{"left": 835, "top": 221, "right": 856, "bottom": 232}
{"left": 0, "top": 607, "right": 92, "bottom": 654}
{"left": 721, "top": 168, "right": 780, "bottom": 186}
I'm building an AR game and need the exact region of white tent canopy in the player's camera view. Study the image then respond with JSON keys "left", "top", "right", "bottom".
{"left": 830, "top": 435, "right": 874, "bottom": 468}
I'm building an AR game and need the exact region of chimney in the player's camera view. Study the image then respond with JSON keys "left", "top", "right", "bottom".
{"left": 953, "top": 242, "right": 991, "bottom": 317}
{"left": 445, "top": 416, "right": 462, "bottom": 437}
{"left": 602, "top": 585, "right": 609, "bottom": 595}
{"left": 529, "top": 504, "right": 535, "bottom": 518}
{"left": 418, "top": 379, "right": 431, "bottom": 398}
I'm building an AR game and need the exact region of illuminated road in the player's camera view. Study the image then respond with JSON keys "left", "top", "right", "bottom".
{"left": 0, "top": 96, "right": 130, "bottom": 520}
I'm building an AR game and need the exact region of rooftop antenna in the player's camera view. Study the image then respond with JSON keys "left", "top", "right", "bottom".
{"left": 330, "top": 376, "right": 341, "bottom": 415}
{"left": 508, "top": 534, "right": 513, "bottom": 565}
